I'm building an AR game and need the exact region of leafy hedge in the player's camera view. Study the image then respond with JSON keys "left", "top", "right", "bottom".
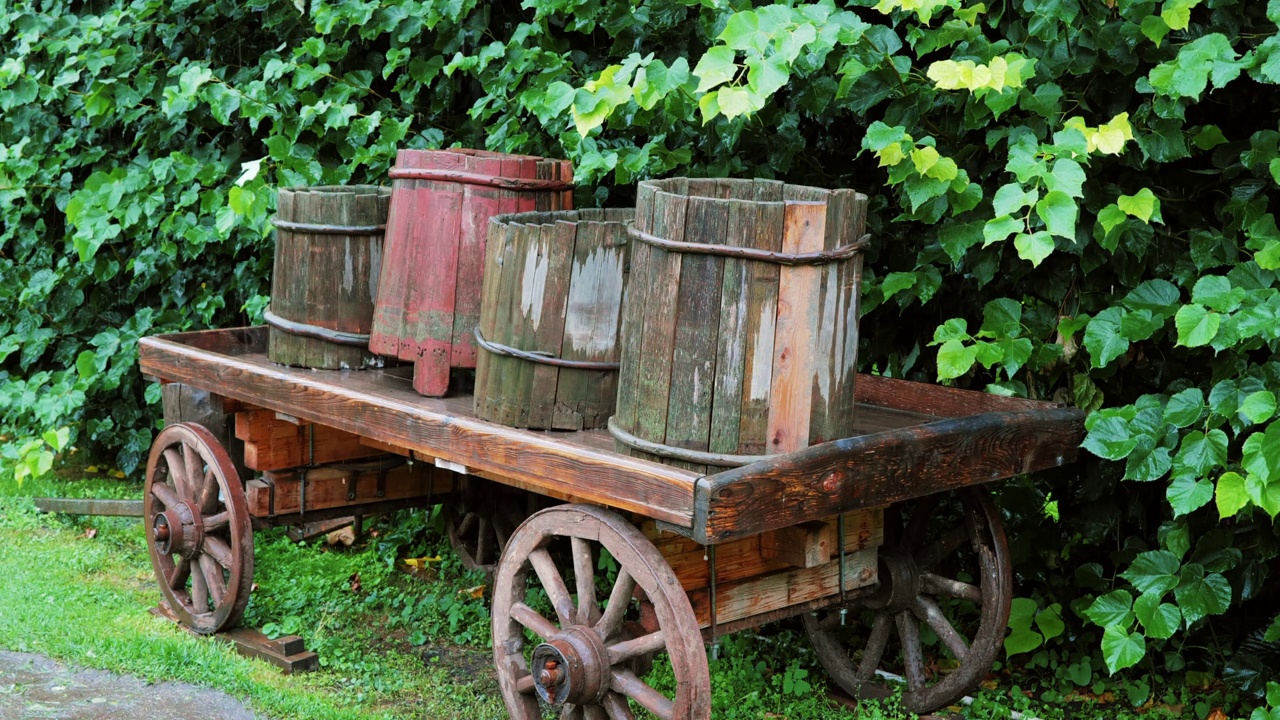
{"left": 3, "top": 0, "right": 1280, "bottom": 703}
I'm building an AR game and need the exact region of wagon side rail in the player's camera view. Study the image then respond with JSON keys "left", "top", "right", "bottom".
{"left": 691, "top": 406, "right": 1086, "bottom": 544}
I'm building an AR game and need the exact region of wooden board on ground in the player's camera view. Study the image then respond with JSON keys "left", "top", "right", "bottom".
{"left": 150, "top": 605, "right": 319, "bottom": 674}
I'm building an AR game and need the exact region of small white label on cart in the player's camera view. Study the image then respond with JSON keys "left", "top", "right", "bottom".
{"left": 434, "top": 457, "right": 468, "bottom": 474}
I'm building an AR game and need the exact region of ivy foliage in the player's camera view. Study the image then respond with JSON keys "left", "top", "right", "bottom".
{"left": 3, "top": 0, "right": 1280, "bottom": 700}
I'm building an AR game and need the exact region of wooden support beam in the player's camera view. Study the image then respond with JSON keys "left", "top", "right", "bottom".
{"left": 33, "top": 497, "right": 143, "bottom": 517}
{"left": 235, "top": 410, "right": 385, "bottom": 471}
{"left": 760, "top": 521, "right": 833, "bottom": 569}
{"left": 150, "top": 606, "right": 318, "bottom": 673}
{"left": 244, "top": 462, "right": 453, "bottom": 517}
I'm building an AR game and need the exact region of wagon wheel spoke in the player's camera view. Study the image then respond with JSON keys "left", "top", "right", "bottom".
{"left": 168, "top": 558, "right": 190, "bottom": 590}
{"left": 199, "top": 554, "right": 226, "bottom": 606}
{"left": 511, "top": 602, "right": 559, "bottom": 642}
{"left": 600, "top": 692, "right": 635, "bottom": 720}
{"left": 530, "top": 547, "right": 576, "bottom": 627}
{"left": 515, "top": 673, "right": 537, "bottom": 695}
{"left": 204, "top": 536, "right": 234, "bottom": 569}
{"left": 203, "top": 511, "right": 230, "bottom": 533}
{"left": 854, "top": 612, "right": 892, "bottom": 684}
{"left": 913, "top": 595, "right": 969, "bottom": 661}
{"left": 921, "top": 572, "right": 982, "bottom": 602}
{"left": 197, "top": 466, "right": 219, "bottom": 514}
{"left": 476, "top": 516, "right": 492, "bottom": 566}
{"left": 572, "top": 537, "right": 597, "bottom": 625}
{"left": 457, "top": 511, "right": 478, "bottom": 538}
{"left": 163, "top": 448, "right": 190, "bottom": 499}
{"left": 182, "top": 443, "right": 203, "bottom": 501}
{"left": 561, "top": 704, "right": 583, "bottom": 720}
{"left": 582, "top": 704, "right": 607, "bottom": 720}
{"left": 895, "top": 611, "right": 926, "bottom": 692}
{"left": 151, "top": 482, "right": 180, "bottom": 510}
{"left": 607, "top": 630, "right": 665, "bottom": 666}
{"left": 190, "top": 560, "right": 209, "bottom": 611}
{"left": 595, "top": 569, "right": 635, "bottom": 641}
{"left": 611, "top": 669, "right": 674, "bottom": 720}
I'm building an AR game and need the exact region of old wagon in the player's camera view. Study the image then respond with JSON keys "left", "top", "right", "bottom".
{"left": 138, "top": 325, "right": 1083, "bottom": 717}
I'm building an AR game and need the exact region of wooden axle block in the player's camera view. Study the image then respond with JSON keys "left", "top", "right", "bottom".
{"left": 244, "top": 463, "right": 454, "bottom": 517}
{"left": 235, "top": 410, "right": 384, "bottom": 471}
{"left": 760, "top": 521, "right": 833, "bottom": 569}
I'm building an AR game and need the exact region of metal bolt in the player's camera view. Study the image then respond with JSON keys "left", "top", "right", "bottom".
{"left": 538, "top": 660, "right": 560, "bottom": 688}
{"left": 710, "top": 643, "right": 720, "bottom": 661}
{"left": 840, "top": 608, "right": 848, "bottom": 626}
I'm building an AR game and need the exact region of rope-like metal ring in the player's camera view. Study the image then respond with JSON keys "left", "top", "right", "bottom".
{"left": 389, "top": 167, "right": 574, "bottom": 191}
{"left": 264, "top": 309, "right": 371, "bottom": 347}
{"left": 606, "top": 417, "right": 767, "bottom": 468}
{"left": 627, "top": 227, "right": 870, "bottom": 266}
{"left": 473, "top": 327, "right": 619, "bottom": 371}
{"left": 271, "top": 219, "right": 387, "bottom": 235}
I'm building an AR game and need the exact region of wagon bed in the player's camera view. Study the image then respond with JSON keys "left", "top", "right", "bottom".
{"left": 139, "top": 326, "right": 1083, "bottom": 541}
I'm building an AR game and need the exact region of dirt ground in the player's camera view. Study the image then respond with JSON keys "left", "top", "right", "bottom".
{"left": 0, "top": 650, "right": 257, "bottom": 720}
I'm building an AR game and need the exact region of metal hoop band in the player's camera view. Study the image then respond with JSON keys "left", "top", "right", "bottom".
{"left": 264, "top": 309, "right": 371, "bottom": 347}
{"left": 389, "top": 168, "right": 573, "bottom": 191}
{"left": 271, "top": 219, "right": 387, "bottom": 235}
{"left": 606, "top": 417, "right": 768, "bottom": 468}
{"left": 473, "top": 327, "right": 619, "bottom": 371}
{"left": 627, "top": 227, "right": 870, "bottom": 266}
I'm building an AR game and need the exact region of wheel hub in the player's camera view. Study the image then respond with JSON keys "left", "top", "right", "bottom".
{"left": 531, "top": 626, "right": 611, "bottom": 706}
{"left": 152, "top": 502, "right": 203, "bottom": 559}
{"left": 864, "top": 546, "right": 921, "bottom": 613}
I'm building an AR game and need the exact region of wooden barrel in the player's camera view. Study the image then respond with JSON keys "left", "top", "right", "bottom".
{"left": 473, "top": 209, "right": 633, "bottom": 430}
{"left": 267, "top": 185, "right": 391, "bottom": 370}
{"left": 369, "top": 149, "right": 574, "bottom": 397}
{"left": 610, "top": 178, "right": 870, "bottom": 474}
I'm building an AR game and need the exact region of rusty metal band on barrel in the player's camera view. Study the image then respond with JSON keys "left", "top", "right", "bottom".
{"left": 606, "top": 417, "right": 768, "bottom": 468}
{"left": 271, "top": 219, "right": 386, "bottom": 235}
{"left": 472, "top": 327, "right": 619, "bottom": 371}
{"left": 263, "top": 309, "right": 371, "bottom": 347}
{"left": 627, "top": 227, "right": 871, "bottom": 266}
{"left": 388, "top": 167, "right": 574, "bottom": 191}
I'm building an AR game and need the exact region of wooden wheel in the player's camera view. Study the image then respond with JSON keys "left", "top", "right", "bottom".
{"left": 803, "top": 487, "right": 1012, "bottom": 714}
{"left": 492, "top": 504, "right": 711, "bottom": 720}
{"left": 446, "top": 477, "right": 525, "bottom": 575}
{"left": 144, "top": 422, "right": 254, "bottom": 635}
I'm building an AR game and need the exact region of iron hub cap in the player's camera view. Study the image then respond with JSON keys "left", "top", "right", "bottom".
{"left": 864, "top": 546, "right": 921, "bottom": 613}
{"left": 531, "top": 626, "right": 611, "bottom": 706}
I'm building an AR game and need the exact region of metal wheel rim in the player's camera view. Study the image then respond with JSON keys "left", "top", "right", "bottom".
{"left": 143, "top": 422, "right": 254, "bottom": 634}
{"left": 491, "top": 504, "right": 710, "bottom": 720}
{"left": 803, "top": 487, "right": 1012, "bottom": 714}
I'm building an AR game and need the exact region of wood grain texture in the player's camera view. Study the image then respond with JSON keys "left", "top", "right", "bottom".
{"left": 139, "top": 328, "right": 698, "bottom": 525}
{"left": 245, "top": 463, "right": 451, "bottom": 516}
{"left": 268, "top": 185, "right": 390, "bottom": 369}
{"left": 692, "top": 407, "right": 1085, "bottom": 543}
{"left": 234, "top": 410, "right": 384, "bottom": 471}
{"left": 162, "top": 383, "right": 245, "bottom": 479}
{"left": 369, "top": 149, "right": 573, "bottom": 397}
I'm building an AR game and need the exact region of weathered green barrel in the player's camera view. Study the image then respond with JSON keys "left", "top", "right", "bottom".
{"left": 267, "top": 185, "right": 392, "bottom": 370}
{"left": 474, "top": 209, "right": 633, "bottom": 430}
{"left": 610, "top": 178, "right": 870, "bottom": 474}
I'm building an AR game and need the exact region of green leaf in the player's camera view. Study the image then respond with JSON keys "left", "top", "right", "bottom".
{"left": 1035, "top": 603, "right": 1066, "bottom": 641}
{"left": 1134, "top": 593, "right": 1181, "bottom": 639}
{"left": 1120, "top": 550, "right": 1181, "bottom": 597}
{"left": 1174, "top": 305, "right": 1220, "bottom": 347}
{"left": 1216, "top": 471, "right": 1250, "bottom": 518}
{"left": 1014, "top": 231, "right": 1055, "bottom": 266}
{"left": 1141, "top": 14, "right": 1170, "bottom": 46}
{"left": 1175, "top": 429, "right": 1228, "bottom": 476}
{"left": 1085, "top": 590, "right": 1134, "bottom": 628}
{"left": 1035, "top": 190, "right": 1077, "bottom": 239}
{"left": 983, "top": 215, "right": 1022, "bottom": 246}
{"left": 1101, "top": 625, "right": 1146, "bottom": 674}
{"left": 1124, "top": 279, "right": 1181, "bottom": 316}
{"left": 1194, "top": 125, "right": 1229, "bottom": 150}
{"left": 980, "top": 298, "right": 1023, "bottom": 339}
{"left": 718, "top": 10, "right": 768, "bottom": 53}
{"left": 1117, "top": 188, "right": 1161, "bottom": 223}
{"left": 1164, "top": 388, "right": 1205, "bottom": 428}
{"left": 693, "top": 46, "right": 738, "bottom": 94}
{"left": 936, "top": 338, "right": 977, "bottom": 380}
{"left": 1242, "top": 391, "right": 1277, "bottom": 424}
{"left": 1245, "top": 472, "right": 1280, "bottom": 518}
{"left": 1084, "top": 415, "right": 1139, "bottom": 460}
{"left": 1168, "top": 474, "right": 1215, "bottom": 516}
{"left": 1174, "top": 565, "right": 1232, "bottom": 626}
{"left": 1044, "top": 159, "right": 1085, "bottom": 198}
{"left": 1084, "top": 308, "right": 1130, "bottom": 369}
{"left": 1191, "top": 276, "right": 1245, "bottom": 312}
{"left": 75, "top": 350, "right": 98, "bottom": 380}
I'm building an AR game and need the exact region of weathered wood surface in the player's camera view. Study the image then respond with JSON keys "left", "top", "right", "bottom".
{"left": 612, "top": 177, "right": 868, "bottom": 470}
{"left": 150, "top": 605, "right": 318, "bottom": 674}
{"left": 139, "top": 327, "right": 1081, "bottom": 534}
{"left": 244, "top": 462, "right": 452, "bottom": 516}
{"left": 268, "top": 185, "right": 391, "bottom": 370}
{"left": 162, "top": 382, "right": 245, "bottom": 479}
{"left": 474, "top": 209, "right": 632, "bottom": 430}
{"left": 234, "top": 409, "right": 384, "bottom": 471}
{"left": 369, "top": 149, "right": 573, "bottom": 397}
{"left": 693, "top": 406, "right": 1086, "bottom": 543}
{"left": 34, "top": 497, "right": 144, "bottom": 517}
{"left": 140, "top": 327, "right": 699, "bottom": 526}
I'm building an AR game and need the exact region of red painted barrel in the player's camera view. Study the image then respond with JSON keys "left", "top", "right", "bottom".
{"left": 369, "top": 149, "right": 574, "bottom": 396}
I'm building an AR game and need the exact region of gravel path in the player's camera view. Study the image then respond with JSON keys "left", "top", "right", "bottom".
{"left": 0, "top": 650, "right": 257, "bottom": 719}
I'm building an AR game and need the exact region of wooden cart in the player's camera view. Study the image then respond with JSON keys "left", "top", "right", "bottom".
{"left": 138, "top": 326, "right": 1084, "bottom": 717}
